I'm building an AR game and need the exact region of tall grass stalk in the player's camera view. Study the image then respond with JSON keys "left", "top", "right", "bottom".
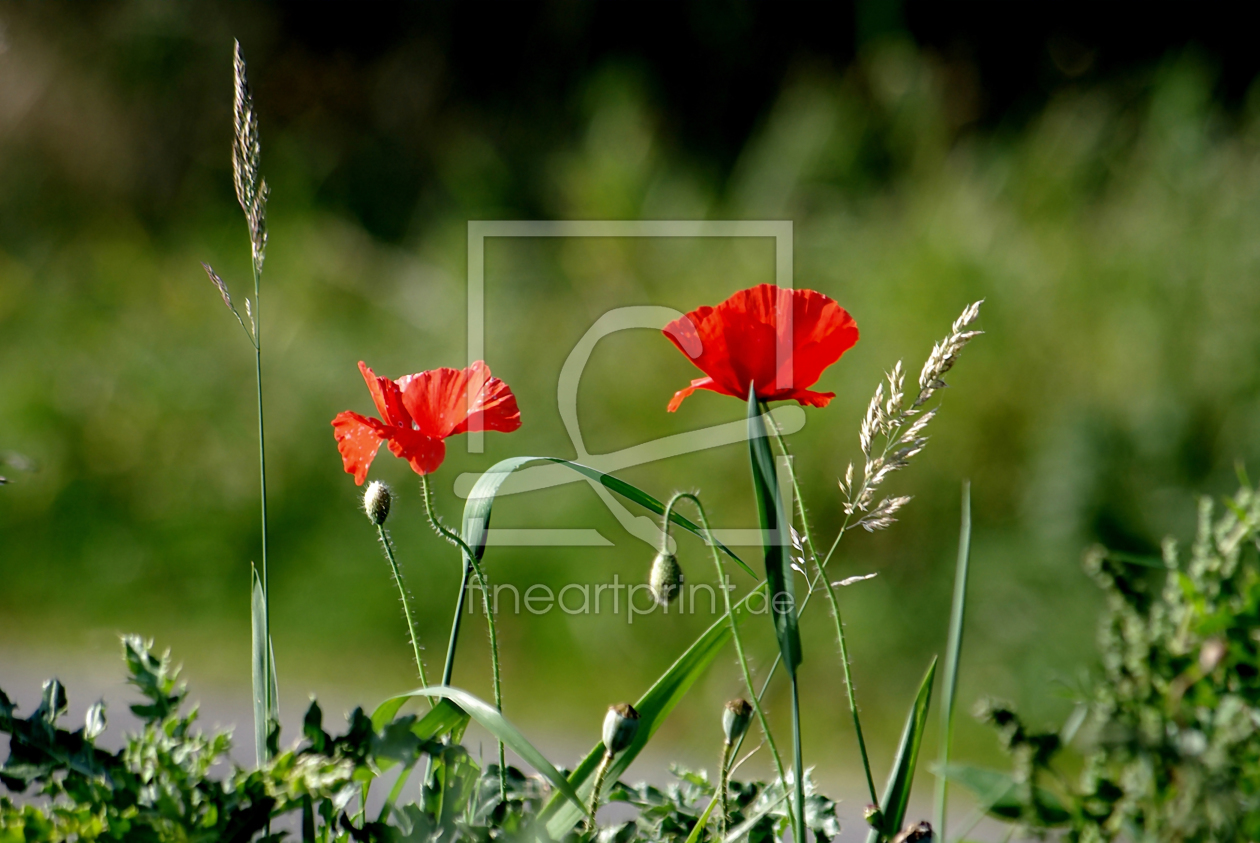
{"left": 421, "top": 474, "right": 507, "bottom": 798}
{"left": 202, "top": 41, "right": 276, "bottom": 766}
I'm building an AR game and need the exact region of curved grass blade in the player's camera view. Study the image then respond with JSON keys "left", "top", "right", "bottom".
{"left": 250, "top": 563, "right": 277, "bottom": 768}
{"left": 371, "top": 696, "right": 469, "bottom": 740}
{"left": 540, "top": 583, "right": 767, "bottom": 838}
{"left": 933, "top": 481, "right": 972, "bottom": 838}
{"left": 461, "top": 456, "right": 755, "bottom": 578}
{"left": 867, "top": 657, "right": 937, "bottom": 843}
{"left": 375, "top": 685, "right": 584, "bottom": 814}
{"left": 684, "top": 792, "right": 720, "bottom": 843}
{"left": 745, "top": 394, "right": 800, "bottom": 673}
{"left": 747, "top": 392, "right": 803, "bottom": 843}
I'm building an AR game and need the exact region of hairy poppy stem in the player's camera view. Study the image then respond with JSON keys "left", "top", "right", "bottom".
{"left": 664, "top": 492, "right": 793, "bottom": 831}
{"left": 421, "top": 475, "right": 507, "bottom": 801}
{"left": 376, "top": 525, "right": 428, "bottom": 689}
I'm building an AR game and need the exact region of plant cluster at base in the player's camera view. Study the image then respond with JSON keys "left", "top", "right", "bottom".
{"left": 946, "top": 477, "right": 1260, "bottom": 842}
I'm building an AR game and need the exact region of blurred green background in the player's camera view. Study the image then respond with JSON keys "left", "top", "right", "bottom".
{"left": 4, "top": 0, "right": 1260, "bottom": 814}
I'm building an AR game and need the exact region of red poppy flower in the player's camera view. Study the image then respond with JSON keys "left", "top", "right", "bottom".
{"left": 662, "top": 284, "right": 859, "bottom": 412}
{"left": 332, "top": 360, "right": 521, "bottom": 484}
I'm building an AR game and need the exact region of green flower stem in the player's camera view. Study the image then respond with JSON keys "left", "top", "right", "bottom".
{"left": 421, "top": 474, "right": 507, "bottom": 800}
{"left": 766, "top": 414, "right": 880, "bottom": 808}
{"left": 586, "top": 751, "right": 614, "bottom": 831}
{"left": 719, "top": 739, "right": 734, "bottom": 837}
{"left": 376, "top": 524, "right": 428, "bottom": 689}
{"left": 665, "top": 492, "right": 794, "bottom": 834}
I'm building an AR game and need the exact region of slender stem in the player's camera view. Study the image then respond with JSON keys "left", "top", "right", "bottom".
{"left": 790, "top": 678, "right": 805, "bottom": 843}
{"left": 719, "top": 740, "right": 734, "bottom": 838}
{"left": 587, "top": 751, "right": 613, "bottom": 831}
{"left": 766, "top": 414, "right": 879, "bottom": 807}
{"left": 251, "top": 260, "right": 275, "bottom": 761}
{"left": 934, "top": 481, "right": 972, "bottom": 840}
{"left": 668, "top": 492, "right": 793, "bottom": 833}
{"left": 422, "top": 474, "right": 507, "bottom": 800}
{"left": 442, "top": 562, "right": 472, "bottom": 687}
{"left": 377, "top": 525, "right": 428, "bottom": 688}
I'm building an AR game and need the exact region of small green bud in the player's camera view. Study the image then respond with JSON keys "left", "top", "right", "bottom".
{"left": 722, "top": 698, "right": 753, "bottom": 745}
{"left": 602, "top": 703, "right": 640, "bottom": 755}
{"left": 649, "top": 551, "right": 684, "bottom": 606}
{"left": 363, "top": 481, "right": 392, "bottom": 526}
{"left": 863, "top": 804, "right": 883, "bottom": 829}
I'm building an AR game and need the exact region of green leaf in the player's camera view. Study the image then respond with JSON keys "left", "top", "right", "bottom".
{"left": 937, "top": 764, "right": 1071, "bottom": 826}
{"left": 375, "top": 685, "right": 584, "bottom": 815}
{"left": 250, "top": 563, "right": 277, "bottom": 769}
{"left": 933, "top": 482, "right": 972, "bottom": 837}
{"left": 540, "top": 583, "right": 766, "bottom": 838}
{"left": 746, "top": 391, "right": 800, "bottom": 674}
{"left": 867, "top": 657, "right": 937, "bottom": 843}
{"left": 460, "top": 456, "right": 756, "bottom": 578}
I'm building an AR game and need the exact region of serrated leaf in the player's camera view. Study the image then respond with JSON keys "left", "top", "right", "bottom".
{"left": 461, "top": 456, "right": 755, "bottom": 578}
{"left": 374, "top": 685, "right": 584, "bottom": 814}
{"left": 867, "top": 658, "right": 936, "bottom": 842}
{"left": 746, "top": 390, "right": 800, "bottom": 674}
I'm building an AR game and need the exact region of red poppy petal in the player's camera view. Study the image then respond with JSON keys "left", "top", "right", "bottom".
{"left": 778, "top": 289, "right": 859, "bottom": 391}
{"left": 663, "top": 307, "right": 744, "bottom": 399}
{"left": 448, "top": 362, "right": 521, "bottom": 436}
{"left": 332, "top": 410, "right": 386, "bottom": 485}
{"left": 781, "top": 388, "right": 836, "bottom": 409}
{"left": 400, "top": 361, "right": 521, "bottom": 439}
{"left": 358, "top": 361, "right": 411, "bottom": 428}
{"left": 663, "top": 285, "right": 859, "bottom": 408}
{"left": 386, "top": 427, "right": 446, "bottom": 476}
{"left": 666, "top": 376, "right": 721, "bottom": 412}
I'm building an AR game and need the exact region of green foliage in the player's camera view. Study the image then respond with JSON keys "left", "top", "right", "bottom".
{"left": 970, "top": 480, "right": 1260, "bottom": 841}
{"left": 606, "top": 766, "right": 840, "bottom": 843}
{"left": 2, "top": 637, "right": 846, "bottom": 842}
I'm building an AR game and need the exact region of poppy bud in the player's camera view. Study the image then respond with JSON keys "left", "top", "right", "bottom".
{"left": 649, "top": 551, "right": 684, "bottom": 606}
{"left": 363, "top": 481, "right": 392, "bottom": 526}
{"left": 602, "top": 703, "right": 640, "bottom": 755}
{"left": 722, "top": 698, "right": 753, "bottom": 745}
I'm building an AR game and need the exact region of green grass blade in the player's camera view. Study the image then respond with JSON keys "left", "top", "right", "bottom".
{"left": 746, "top": 392, "right": 803, "bottom": 843}
{"left": 867, "top": 657, "right": 937, "bottom": 843}
{"left": 460, "top": 456, "right": 755, "bottom": 578}
{"left": 745, "top": 393, "right": 800, "bottom": 673}
{"left": 371, "top": 696, "right": 469, "bottom": 738}
{"left": 250, "top": 563, "right": 276, "bottom": 768}
{"left": 933, "top": 481, "right": 972, "bottom": 838}
{"left": 683, "top": 791, "right": 720, "bottom": 843}
{"left": 540, "top": 583, "right": 766, "bottom": 838}
{"left": 376, "top": 685, "right": 585, "bottom": 814}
